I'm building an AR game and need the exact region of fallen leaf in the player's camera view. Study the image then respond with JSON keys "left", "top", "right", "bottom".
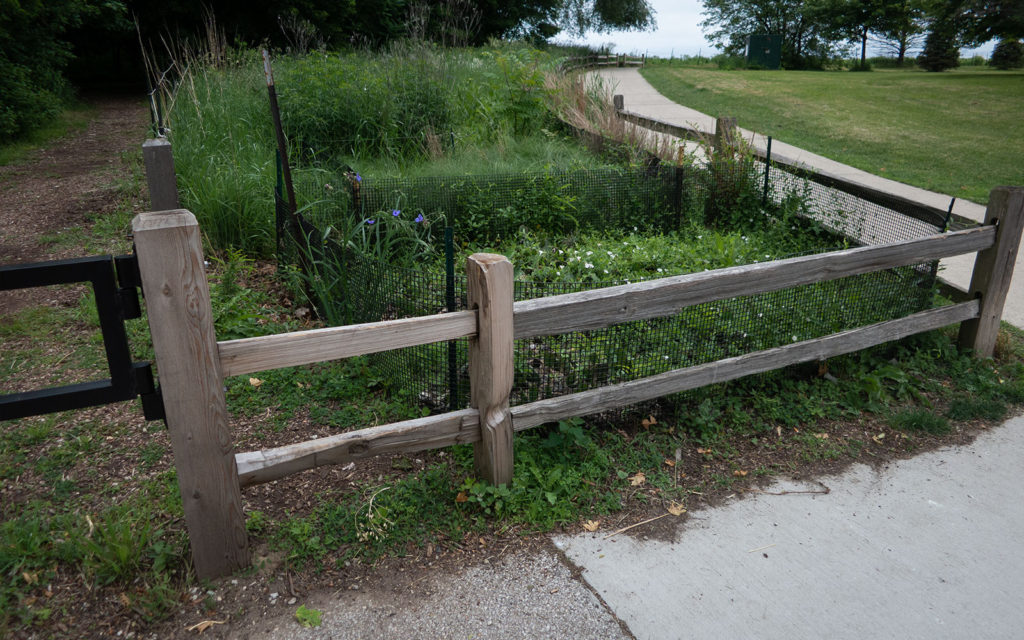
{"left": 667, "top": 502, "right": 686, "bottom": 516}
{"left": 776, "top": 426, "right": 782, "bottom": 437}
{"left": 22, "top": 572, "right": 38, "bottom": 585}
{"left": 814, "top": 433, "right": 829, "bottom": 440}
{"left": 697, "top": 447, "right": 712, "bottom": 455}
{"left": 663, "top": 458, "right": 676, "bottom": 467}
{"left": 248, "top": 377, "right": 263, "bottom": 388}
{"left": 733, "top": 470, "right": 748, "bottom": 477}
{"left": 119, "top": 592, "right": 131, "bottom": 607}
{"left": 872, "top": 433, "right": 886, "bottom": 444}
{"left": 186, "top": 619, "right": 228, "bottom": 634}
{"left": 583, "top": 520, "right": 600, "bottom": 532}
{"left": 641, "top": 415, "right": 658, "bottom": 429}
{"left": 629, "top": 472, "right": 646, "bottom": 486}
{"left": 455, "top": 491, "right": 468, "bottom": 503}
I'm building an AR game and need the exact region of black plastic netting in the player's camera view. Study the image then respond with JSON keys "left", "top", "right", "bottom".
{"left": 276, "top": 160, "right": 959, "bottom": 412}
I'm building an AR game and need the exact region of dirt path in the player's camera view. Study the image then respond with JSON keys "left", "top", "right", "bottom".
{"left": 0, "top": 95, "right": 149, "bottom": 315}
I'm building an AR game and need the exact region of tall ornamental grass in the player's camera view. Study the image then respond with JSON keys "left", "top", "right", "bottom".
{"left": 165, "top": 42, "right": 608, "bottom": 256}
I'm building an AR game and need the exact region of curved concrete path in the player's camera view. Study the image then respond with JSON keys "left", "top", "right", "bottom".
{"left": 591, "top": 67, "right": 1024, "bottom": 330}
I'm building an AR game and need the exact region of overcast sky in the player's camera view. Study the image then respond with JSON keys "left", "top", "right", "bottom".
{"left": 554, "top": 0, "right": 996, "bottom": 59}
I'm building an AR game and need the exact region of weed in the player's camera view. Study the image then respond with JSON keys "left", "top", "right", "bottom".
{"left": 295, "top": 604, "right": 323, "bottom": 628}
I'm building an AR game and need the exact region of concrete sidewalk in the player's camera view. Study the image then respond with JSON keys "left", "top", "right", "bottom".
{"left": 590, "top": 67, "right": 1024, "bottom": 329}
{"left": 555, "top": 414, "right": 1024, "bottom": 640}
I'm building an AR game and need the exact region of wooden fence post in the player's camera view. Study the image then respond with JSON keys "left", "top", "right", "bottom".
{"left": 467, "top": 253, "right": 515, "bottom": 486}
{"left": 613, "top": 94, "right": 624, "bottom": 112}
{"left": 958, "top": 186, "right": 1024, "bottom": 358}
{"left": 132, "top": 209, "right": 249, "bottom": 578}
{"left": 714, "top": 116, "right": 738, "bottom": 153}
{"left": 141, "top": 138, "right": 180, "bottom": 211}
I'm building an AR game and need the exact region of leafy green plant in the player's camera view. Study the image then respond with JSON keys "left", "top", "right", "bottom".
{"left": 295, "top": 604, "right": 323, "bottom": 628}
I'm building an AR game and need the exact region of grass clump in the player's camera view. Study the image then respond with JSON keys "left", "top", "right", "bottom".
{"left": 890, "top": 409, "right": 951, "bottom": 435}
{"left": 946, "top": 397, "right": 1008, "bottom": 421}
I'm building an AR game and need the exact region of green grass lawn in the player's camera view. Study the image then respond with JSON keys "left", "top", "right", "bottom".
{"left": 640, "top": 66, "right": 1024, "bottom": 205}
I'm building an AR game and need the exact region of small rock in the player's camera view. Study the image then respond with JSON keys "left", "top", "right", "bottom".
{"left": 287, "top": 597, "right": 297, "bottom": 605}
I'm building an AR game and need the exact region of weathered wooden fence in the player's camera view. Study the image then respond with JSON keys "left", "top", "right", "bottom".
{"left": 562, "top": 53, "right": 646, "bottom": 71}
{"left": 132, "top": 185, "right": 1022, "bottom": 578}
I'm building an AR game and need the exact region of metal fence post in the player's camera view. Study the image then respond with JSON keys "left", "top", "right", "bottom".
{"left": 958, "top": 187, "right": 1024, "bottom": 358}
{"left": 762, "top": 136, "right": 773, "bottom": 205}
{"left": 467, "top": 253, "right": 514, "bottom": 486}
{"left": 445, "top": 227, "right": 458, "bottom": 410}
{"left": 141, "top": 138, "right": 179, "bottom": 211}
{"left": 132, "top": 209, "right": 249, "bottom": 579}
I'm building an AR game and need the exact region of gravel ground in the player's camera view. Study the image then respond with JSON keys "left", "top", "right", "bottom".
{"left": 233, "top": 549, "right": 630, "bottom": 639}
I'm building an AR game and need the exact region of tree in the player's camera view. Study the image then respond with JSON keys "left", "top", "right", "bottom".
{"left": 957, "top": 0, "right": 1024, "bottom": 44}
{"left": 0, "top": 0, "right": 93, "bottom": 141}
{"left": 990, "top": 37, "right": 1023, "bottom": 68}
{"left": 811, "top": 0, "right": 890, "bottom": 68}
{"left": 917, "top": 19, "right": 960, "bottom": 71}
{"left": 700, "top": 0, "right": 835, "bottom": 67}
{"left": 872, "top": 0, "right": 929, "bottom": 65}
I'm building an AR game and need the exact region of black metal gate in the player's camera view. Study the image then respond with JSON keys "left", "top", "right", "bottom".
{"left": 0, "top": 254, "right": 163, "bottom": 421}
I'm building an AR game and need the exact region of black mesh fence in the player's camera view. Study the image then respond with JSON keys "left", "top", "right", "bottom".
{"left": 277, "top": 159, "right": 961, "bottom": 413}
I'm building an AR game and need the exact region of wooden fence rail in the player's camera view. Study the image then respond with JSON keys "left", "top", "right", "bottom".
{"left": 132, "top": 185, "right": 1023, "bottom": 578}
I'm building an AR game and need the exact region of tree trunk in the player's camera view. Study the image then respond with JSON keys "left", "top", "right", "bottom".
{"left": 861, "top": 28, "right": 868, "bottom": 66}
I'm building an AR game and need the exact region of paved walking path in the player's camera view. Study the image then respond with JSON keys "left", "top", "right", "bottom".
{"left": 591, "top": 67, "right": 1024, "bottom": 330}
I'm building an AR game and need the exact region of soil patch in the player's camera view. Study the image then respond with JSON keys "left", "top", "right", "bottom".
{"left": 0, "top": 94, "right": 148, "bottom": 316}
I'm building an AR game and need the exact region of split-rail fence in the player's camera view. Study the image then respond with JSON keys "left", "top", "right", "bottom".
{"left": 130, "top": 181, "right": 1022, "bottom": 578}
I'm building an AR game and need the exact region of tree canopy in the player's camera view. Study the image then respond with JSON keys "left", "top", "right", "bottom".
{"left": 699, "top": 0, "right": 1016, "bottom": 68}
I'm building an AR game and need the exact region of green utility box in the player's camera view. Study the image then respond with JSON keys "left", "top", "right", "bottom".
{"left": 746, "top": 34, "right": 782, "bottom": 69}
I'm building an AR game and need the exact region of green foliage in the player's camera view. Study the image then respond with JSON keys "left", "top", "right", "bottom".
{"left": 917, "top": 24, "right": 960, "bottom": 72}
{"left": 890, "top": 409, "right": 950, "bottom": 434}
{"left": 991, "top": 38, "right": 1024, "bottom": 69}
{"left": 295, "top": 604, "right": 323, "bottom": 628}
{"left": 277, "top": 46, "right": 456, "bottom": 161}
{"left": 946, "top": 397, "right": 1007, "bottom": 421}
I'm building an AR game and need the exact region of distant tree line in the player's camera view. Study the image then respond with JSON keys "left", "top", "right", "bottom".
{"left": 0, "top": 0, "right": 655, "bottom": 143}
{"left": 699, "top": 0, "right": 1024, "bottom": 70}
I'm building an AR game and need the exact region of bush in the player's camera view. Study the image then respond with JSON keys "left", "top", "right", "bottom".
{"left": 990, "top": 38, "right": 1024, "bottom": 70}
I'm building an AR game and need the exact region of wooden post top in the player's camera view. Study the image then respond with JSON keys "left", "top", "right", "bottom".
{"left": 132, "top": 209, "right": 197, "bottom": 231}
